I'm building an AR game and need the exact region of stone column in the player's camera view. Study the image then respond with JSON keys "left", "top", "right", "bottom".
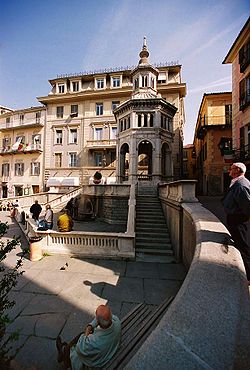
{"left": 129, "top": 136, "right": 138, "bottom": 184}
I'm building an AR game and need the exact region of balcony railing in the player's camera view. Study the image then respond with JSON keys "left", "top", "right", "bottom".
{"left": 0, "top": 118, "right": 45, "bottom": 130}
{"left": 86, "top": 139, "right": 117, "bottom": 148}
{"left": 196, "top": 115, "right": 232, "bottom": 140}
{"left": 0, "top": 143, "right": 43, "bottom": 155}
{"left": 233, "top": 144, "right": 250, "bottom": 161}
{"left": 198, "top": 115, "right": 232, "bottom": 126}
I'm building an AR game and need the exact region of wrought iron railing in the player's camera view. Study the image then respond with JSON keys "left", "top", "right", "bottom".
{"left": 233, "top": 144, "right": 250, "bottom": 161}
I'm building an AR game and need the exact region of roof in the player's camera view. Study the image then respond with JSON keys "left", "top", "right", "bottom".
{"left": 223, "top": 17, "right": 250, "bottom": 64}
{"left": 184, "top": 144, "right": 194, "bottom": 149}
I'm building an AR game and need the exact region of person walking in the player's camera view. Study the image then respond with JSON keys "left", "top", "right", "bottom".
{"left": 222, "top": 162, "right": 250, "bottom": 283}
{"left": 30, "top": 200, "right": 42, "bottom": 224}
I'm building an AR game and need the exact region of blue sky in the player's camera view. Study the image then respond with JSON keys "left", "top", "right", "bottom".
{"left": 0, "top": 0, "right": 249, "bottom": 144}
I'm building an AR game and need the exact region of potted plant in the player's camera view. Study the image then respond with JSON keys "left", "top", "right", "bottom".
{"left": 93, "top": 171, "right": 102, "bottom": 184}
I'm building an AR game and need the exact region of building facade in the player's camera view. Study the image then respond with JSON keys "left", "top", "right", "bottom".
{"left": 114, "top": 38, "right": 177, "bottom": 184}
{"left": 0, "top": 106, "right": 46, "bottom": 198}
{"left": 183, "top": 144, "right": 196, "bottom": 179}
{"left": 38, "top": 41, "right": 186, "bottom": 190}
{"left": 223, "top": 17, "right": 250, "bottom": 174}
{"left": 193, "top": 92, "right": 232, "bottom": 195}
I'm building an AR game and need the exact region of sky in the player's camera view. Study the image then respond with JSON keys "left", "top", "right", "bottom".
{"left": 0, "top": 0, "right": 249, "bottom": 144}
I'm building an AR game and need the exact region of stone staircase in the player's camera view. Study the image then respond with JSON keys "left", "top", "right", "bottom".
{"left": 135, "top": 185, "right": 174, "bottom": 262}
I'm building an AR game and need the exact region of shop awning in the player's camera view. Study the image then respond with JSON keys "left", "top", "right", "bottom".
{"left": 47, "top": 177, "right": 79, "bottom": 187}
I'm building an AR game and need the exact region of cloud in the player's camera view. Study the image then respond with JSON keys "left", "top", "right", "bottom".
{"left": 185, "top": 15, "right": 247, "bottom": 61}
{"left": 188, "top": 76, "right": 231, "bottom": 94}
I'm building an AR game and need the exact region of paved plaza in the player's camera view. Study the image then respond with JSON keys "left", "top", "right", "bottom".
{"left": 1, "top": 211, "right": 186, "bottom": 369}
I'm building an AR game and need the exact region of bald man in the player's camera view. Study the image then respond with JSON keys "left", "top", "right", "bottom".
{"left": 56, "top": 305, "right": 121, "bottom": 369}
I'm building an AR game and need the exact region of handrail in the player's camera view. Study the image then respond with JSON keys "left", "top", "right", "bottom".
{"left": 126, "top": 184, "right": 136, "bottom": 235}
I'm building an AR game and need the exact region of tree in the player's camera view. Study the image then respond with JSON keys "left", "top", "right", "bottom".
{"left": 0, "top": 222, "right": 24, "bottom": 369}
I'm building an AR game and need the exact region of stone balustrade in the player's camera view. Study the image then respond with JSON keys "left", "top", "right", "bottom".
{"left": 33, "top": 229, "right": 134, "bottom": 259}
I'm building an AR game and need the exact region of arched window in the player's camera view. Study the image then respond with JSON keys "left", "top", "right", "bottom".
{"left": 138, "top": 114, "right": 141, "bottom": 127}
{"left": 150, "top": 114, "right": 154, "bottom": 127}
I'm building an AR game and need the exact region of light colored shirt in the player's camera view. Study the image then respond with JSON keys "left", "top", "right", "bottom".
{"left": 70, "top": 315, "right": 121, "bottom": 369}
{"left": 229, "top": 174, "right": 244, "bottom": 187}
{"left": 44, "top": 209, "right": 53, "bottom": 223}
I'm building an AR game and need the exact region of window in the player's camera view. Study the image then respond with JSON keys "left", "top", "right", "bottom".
{"left": 239, "top": 75, "right": 250, "bottom": 110}
{"left": 2, "top": 137, "right": 11, "bottom": 148}
{"left": 96, "top": 78, "right": 104, "bottom": 89}
{"left": 111, "top": 127, "right": 117, "bottom": 139}
{"left": 19, "top": 114, "right": 24, "bottom": 124}
{"left": 2, "top": 163, "right": 9, "bottom": 176}
{"left": 71, "top": 105, "right": 78, "bottom": 117}
{"left": 15, "top": 135, "right": 25, "bottom": 144}
{"left": 72, "top": 81, "right": 79, "bottom": 92}
{"left": 32, "top": 134, "right": 41, "bottom": 145}
{"left": 142, "top": 75, "right": 148, "bottom": 87}
{"left": 6, "top": 117, "right": 10, "bottom": 124}
{"left": 36, "top": 111, "right": 41, "bottom": 123}
{"left": 95, "top": 153, "right": 102, "bottom": 167}
{"left": 69, "top": 129, "right": 77, "bottom": 144}
{"left": 69, "top": 153, "right": 77, "bottom": 167}
{"left": 55, "top": 153, "right": 62, "bottom": 167}
{"left": 96, "top": 103, "right": 103, "bottom": 116}
{"left": 112, "top": 77, "right": 120, "bottom": 88}
{"left": 55, "top": 129, "right": 63, "bottom": 144}
{"left": 112, "top": 101, "right": 120, "bottom": 111}
{"left": 225, "top": 104, "right": 232, "bottom": 125}
{"left": 58, "top": 84, "right": 65, "bottom": 93}
{"left": 30, "top": 162, "right": 40, "bottom": 175}
{"left": 239, "top": 39, "right": 250, "bottom": 73}
{"left": 15, "top": 163, "right": 24, "bottom": 176}
{"left": 57, "top": 106, "right": 64, "bottom": 118}
{"left": 95, "top": 128, "right": 103, "bottom": 140}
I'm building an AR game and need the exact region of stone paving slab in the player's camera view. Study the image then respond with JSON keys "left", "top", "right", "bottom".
{"left": 0, "top": 211, "right": 187, "bottom": 369}
{"left": 144, "top": 279, "right": 182, "bottom": 305}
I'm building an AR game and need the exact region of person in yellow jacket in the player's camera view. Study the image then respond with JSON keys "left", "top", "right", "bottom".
{"left": 57, "top": 209, "right": 74, "bottom": 232}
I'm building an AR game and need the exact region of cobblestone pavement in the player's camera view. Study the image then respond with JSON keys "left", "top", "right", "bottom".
{"left": 0, "top": 211, "right": 186, "bottom": 370}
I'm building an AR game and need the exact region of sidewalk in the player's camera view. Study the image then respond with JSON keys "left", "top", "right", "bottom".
{"left": 0, "top": 212, "right": 186, "bottom": 370}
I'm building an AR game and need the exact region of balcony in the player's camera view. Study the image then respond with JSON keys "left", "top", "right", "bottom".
{"left": 86, "top": 139, "right": 117, "bottom": 149}
{"left": 196, "top": 115, "right": 232, "bottom": 140}
{"left": 0, "top": 118, "right": 45, "bottom": 131}
{"left": 233, "top": 144, "right": 250, "bottom": 161}
{"left": 199, "top": 115, "right": 232, "bottom": 126}
{"left": 0, "top": 143, "right": 43, "bottom": 156}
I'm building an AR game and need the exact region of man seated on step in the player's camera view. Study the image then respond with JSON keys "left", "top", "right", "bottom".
{"left": 57, "top": 208, "right": 74, "bottom": 232}
{"left": 56, "top": 304, "right": 121, "bottom": 369}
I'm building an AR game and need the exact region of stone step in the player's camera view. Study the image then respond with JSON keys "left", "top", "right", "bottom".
{"left": 136, "top": 205, "right": 163, "bottom": 213}
{"left": 136, "top": 248, "right": 174, "bottom": 255}
{"left": 136, "top": 220, "right": 167, "bottom": 227}
{"left": 136, "top": 241, "right": 172, "bottom": 249}
{"left": 136, "top": 216, "right": 165, "bottom": 221}
{"left": 136, "top": 234, "right": 171, "bottom": 242}
{"left": 136, "top": 253, "right": 175, "bottom": 263}
{"left": 136, "top": 224, "right": 167, "bottom": 230}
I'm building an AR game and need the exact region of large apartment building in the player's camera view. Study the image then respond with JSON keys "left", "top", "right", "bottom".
{"left": 0, "top": 42, "right": 186, "bottom": 196}
{"left": 0, "top": 106, "right": 46, "bottom": 197}
{"left": 223, "top": 17, "right": 250, "bottom": 173}
{"left": 193, "top": 92, "right": 232, "bottom": 195}
{"left": 37, "top": 45, "right": 186, "bottom": 190}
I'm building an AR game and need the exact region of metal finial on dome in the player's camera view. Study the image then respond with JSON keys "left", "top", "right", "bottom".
{"left": 139, "top": 36, "right": 149, "bottom": 64}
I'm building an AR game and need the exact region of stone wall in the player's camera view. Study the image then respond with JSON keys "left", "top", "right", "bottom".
{"left": 126, "top": 180, "right": 250, "bottom": 369}
{"left": 98, "top": 196, "right": 128, "bottom": 225}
